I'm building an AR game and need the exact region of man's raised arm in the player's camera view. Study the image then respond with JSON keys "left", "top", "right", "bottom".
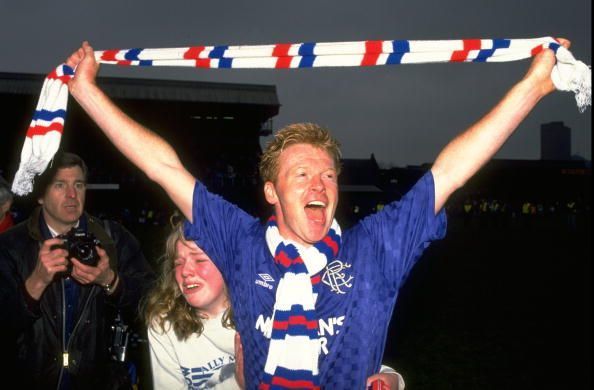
{"left": 430, "top": 39, "right": 571, "bottom": 214}
{"left": 66, "top": 41, "right": 195, "bottom": 221}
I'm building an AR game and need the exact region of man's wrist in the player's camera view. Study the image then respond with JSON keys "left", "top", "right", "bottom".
{"left": 102, "top": 271, "right": 119, "bottom": 294}
{"left": 517, "top": 75, "right": 549, "bottom": 104}
{"left": 24, "top": 274, "right": 49, "bottom": 301}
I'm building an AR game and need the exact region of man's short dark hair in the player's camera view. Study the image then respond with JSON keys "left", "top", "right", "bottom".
{"left": 33, "top": 152, "right": 88, "bottom": 200}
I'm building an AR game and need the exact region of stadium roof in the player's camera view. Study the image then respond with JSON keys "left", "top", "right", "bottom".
{"left": 0, "top": 71, "right": 280, "bottom": 108}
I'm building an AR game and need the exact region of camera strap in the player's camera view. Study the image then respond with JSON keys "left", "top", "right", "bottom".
{"left": 100, "top": 219, "right": 131, "bottom": 362}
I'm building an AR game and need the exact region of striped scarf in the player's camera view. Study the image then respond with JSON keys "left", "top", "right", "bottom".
{"left": 10, "top": 36, "right": 590, "bottom": 195}
{"left": 263, "top": 216, "right": 341, "bottom": 389}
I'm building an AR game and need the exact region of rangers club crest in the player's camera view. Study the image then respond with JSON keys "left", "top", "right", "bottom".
{"left": 322, "top": 260, "right": 353, "bottom": 294}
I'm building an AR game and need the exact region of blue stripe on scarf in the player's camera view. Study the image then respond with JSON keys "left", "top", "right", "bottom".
{"left": 298, "top": 43, "right": 316, "bottom": 56}
{"left": 270, "top": 325, "right": 319, "bottom": 339}
{"left": 124, "top": 48, "right": 143, "bottom": 61}
{"left": 275, "top": 243, "right": 309, "bottom": 273}
{"left": 219, "top": 58, "right": 233, "bottom": 68}
{"left": 548, "top": 42, "right": 561, "bottom": 53}
{"left": 209, "top": 45, "right": 229, "bottom": 58}
{"left": 61, "top": 65, "right": 75, "bottom": 75}
{"left": 386, "top": 40, "right": 410, "bottom": 64}
{"left": 33, "top": 109, "right": 67, "bottom": 121}
{"left": 474, "top": 49, "right": 495, "bottom": 62}
{"left": 493, "top": 39, "right": 511, "bottom": 49}
{"left": 261, "top": 369, "right": 318, "bottom": 389}
{"left": 274, "top": 367, "right": 317, "bottom": 382}
{"left": 393, "top": 40, "right": 411, "bottom": 53}
{"left": 328, "top": 228, "right": 341, "bottom": 250}
{"left": 474, "top": 39, "right": 511, "bottom": 62}
{"left": 272, "top": 305, "right": 317, "bottom": 322}
{"left": 299, "top": 56, "right": 315, "bottom": 68}
{"left": 271, "top": 305, "right": 319, "bottom": 339}
{"left": 275, "top": 242, "right": 300, "bottom": 262}
{"left": 311, "top": 282, "right": 321, "bottom": 297}
{"left": 313, "top": 240, "right": 334, "bottom": 261}
{"left": 313, "top": 229, "right": 341, "bottom": 260}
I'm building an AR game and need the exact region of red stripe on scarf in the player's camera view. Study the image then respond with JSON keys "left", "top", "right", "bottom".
{"left": 196, "top": 58, "right": 210, "bottom": 68}
{"left": 531, "top": 45, "right": 544, "bottom": 56}
{"left": 194, "top": 58, "right": 212, "bottom": 68}
{"left": 272, "top": 377, "right": 319, "bottom": 389}
{"left": 184, "top": 46, "right": 206, "bottom": 59}
{"left": 450, "top": 39, "right": 482, "bottom": 62}
{"left": 100, "top": 50, "right": 119, "bottom": 61}
{"left": 274, "top": 44, "right": 293, "bottom": 68}
{"left": 311, "top": 274, "right": 321, "bottom": 285}
{"left": 275, "top": 251, "right": 304, "bottom": 268}
{"left": 275, "top": 251, "right": 293, "bottom": 268}
{"left": 27, "top": 122, "right": 64, "bottom": 136}
{"left": 46, "top": 70, "right": 71, "bottom": 84}
{"left": 273, "top": 316, "right": 318, "bottom": 330}
{"left": 272, "top": 320, "right": 289, "bottom": 330}
{"left": 322, "top": 236, "right": 339, "bottom": 256}
{"left": 184, "top": 47, "right": 212, "bottom": 67}
{"left": 361, "top": 40, "right": 382, "bottom": 66}
{"left": 275, "top": 56, "right": 293, "bottom": 68}
{"left": 463, "top": 39, "right": 482, "bottom": 51}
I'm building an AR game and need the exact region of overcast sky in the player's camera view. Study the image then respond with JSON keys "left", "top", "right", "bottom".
{"left": 0, "top": 0, "right": 590, "bottom": 167}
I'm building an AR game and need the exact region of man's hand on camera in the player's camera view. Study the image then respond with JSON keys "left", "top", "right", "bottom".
{"left": 25, "top": 238, "right": 70, "bottom": 299}
{"left": 70, "top": 246, "right": 115, "bottom": 287}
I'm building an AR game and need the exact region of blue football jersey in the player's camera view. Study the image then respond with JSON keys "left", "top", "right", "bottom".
{"left": 184, "top": 171, "right": 446, "bottom": 389}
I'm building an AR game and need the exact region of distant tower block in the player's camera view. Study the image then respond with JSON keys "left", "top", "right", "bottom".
{"left": 541, "top": 121, "right": 571, "bottom": 160}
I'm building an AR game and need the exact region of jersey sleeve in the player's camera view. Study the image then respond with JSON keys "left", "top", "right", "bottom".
{"left": 359, "top": 171, "right": 447, "bottom": 289}
{"left": 183, "top": 180, "right": 259, "bottom": 278}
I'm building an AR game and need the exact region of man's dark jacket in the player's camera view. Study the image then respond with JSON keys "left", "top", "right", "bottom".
{"left": 0, "top": 207, "right": 154, "bottom": 389}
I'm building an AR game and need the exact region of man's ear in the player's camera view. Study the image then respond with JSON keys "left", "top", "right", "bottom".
{"left": 264, "top": 181, "right": 278, "bottom": 205}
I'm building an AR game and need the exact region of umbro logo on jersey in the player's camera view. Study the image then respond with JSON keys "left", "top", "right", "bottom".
{"left": 258, "top": 273, "right": 275, "bottom": 282}
{"left": 255, "top": 273, "right": 275, "bottom": 290}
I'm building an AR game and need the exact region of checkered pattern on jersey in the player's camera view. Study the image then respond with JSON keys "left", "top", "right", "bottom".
{"left": 316, "top": 257, "right": 397, "bottom": 388}
{"left": 185, "top": 172, "right": 447, "bottom": 389}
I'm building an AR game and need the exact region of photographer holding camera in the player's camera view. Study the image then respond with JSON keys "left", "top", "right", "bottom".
{"left": 0, "top": 152, "right": 154, "bottom": 389}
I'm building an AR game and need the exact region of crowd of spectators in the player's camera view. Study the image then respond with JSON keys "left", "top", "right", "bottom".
{"left": 443, "top": 194, "right": 589, "bottom": 231}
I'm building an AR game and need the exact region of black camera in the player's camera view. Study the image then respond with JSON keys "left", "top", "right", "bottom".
{"left": 53, "top": 227, "right": 101, "bottom": 270}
